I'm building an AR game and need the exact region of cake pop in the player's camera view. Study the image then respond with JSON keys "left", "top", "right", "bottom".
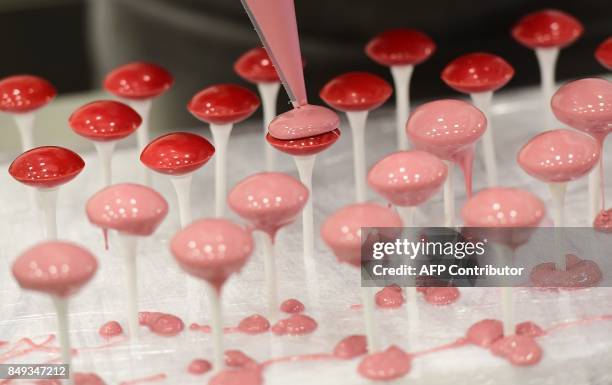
{"left": 320, "top": 72, "right": 392, "bottom": 201}
{"left": 595, "top": 37, "right": 612, "bottom": 70}
{"left": 104, "top": 62, "right": 174, "bottom": 185}
{"left": 86, "top": 184, "right": 168, "bottom": 339}
{"left": 406, "top": 99, "right": 487, "bottom": 226}
{"left": 13, "top": 241, "right": 97, "bottom": 372}
{"left": 441, "top": 53, "right": 514, "bottom": 186}
{"left": 462, "top": 188, "right": 545, "bottom": 336}
{"left": 512, "top": 9, "right": 583, "bottom": 128}
{"left": 366, "top": 29, "right": 436, "bottom": 150}
{"left": 69, "top": 100, "right": 141, "bottom": 187}
{"left": 140, "top": 132, "right": 215, "bottom": 227}
{"left": 188, "top": 84, "right": 260, "bottom": 217}
{"left": 321, "top": 203, "right": 403, "bottom": 352}
{"left": 551, "top": 78, "right": 612, "bottom": 223}
{"left": 0, "top": 75, "right": 56, "bottom": 151}
{"left": 228, "top": 172, "right": 308, "bottom": 320}
{"left": 9, "top": 146, "right": 85, "bottom": 239}
{"left": 171, "top": 218, "right": 254, "bottom": 371}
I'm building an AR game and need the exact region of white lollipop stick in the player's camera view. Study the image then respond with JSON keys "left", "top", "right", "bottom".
{"left": 396, "top": 206, "right": 415, "bottom": 227}
{"left": 14, "top": 112, "right": 35, "bottom": 151}
{"left": 94, "top": 141, "right": 116, "bottom": 187}
{"left": 548, "top": 182, "right": 568, "bottom": 270}
{"left": 360, "top": 286, "right": 378, "bottom": 352}
{"left": 443, "top": 161, "right": 455, "bottom": 227}
{"left": 128, "top": 99, "right": 153, "bottom": 186}
{"left": 390, "top": 65, "right": 414, "bottom": 150}
{"left": 261, "top": 232, "right": 279, "bottom": 321}
{"left": 118, "top": 233, "right": 139, "bottom": 340}
{"left": 494, "top": 243, "right": 515, "bottom": 336}
{"left": 588, "top": 163, "right": 602, "bottom": 224}
{"left": 257, "top": 82, "right": 281, "bottom": 171}
{"left": 204, "top": 282, "right": 224, "bottom": 372}
{"left": 535, "top": 47, "right": 559, "bottom": 129}
{"left": 51, "top": 296, "right": 72, "bottom": 368}
{"left": 210, "top": 124, "right": 233, "bottom": 217}
{"left": 170, "top": 174, "right": 193, "bottom": 228}
{"left": 346, "top": 110, "right": 369, "bottom": 202}
{"left": 396, "top": 207, "right": 419, "bottom": 329}
{"left": 470, "top": 91, "right": 498, "bottom": 187}
{"left": 37, "top": 188, "right": 58, "bottom": 239}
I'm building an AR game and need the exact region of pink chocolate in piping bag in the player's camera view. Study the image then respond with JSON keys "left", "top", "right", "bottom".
{"left": 241, "top": 0, "right": 307, "bottom": 107}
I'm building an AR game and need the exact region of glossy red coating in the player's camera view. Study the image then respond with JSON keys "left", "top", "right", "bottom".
{"left": 104, "top": 62, "right": 174, "bottom": 100}
{"left": 188, "top": 84, "right": 260, "bottom": 125}
{"left": 320, "top": 72, "right": 392, "bottom": 112}
{"left": 441, "top": 53, "right": 515, "bottom": 94}
{"left": 512, "top": 9, "right": 583, "bottom": 49}
{"left": 266, "top": 129, "right": 340, "bottom": 156}
{"left": 9, "top": 146, "right": 84, "bottom": 189}
{"left": 0, "top": 75, "right": 56, "bottom": 113}
{"left": 69, "top": 100, "right": 142, "bottom": 142}
{"left": 140, "top": 132, "right": 215, "bottom": 176}
{"left": 365, "top": 29, "right": 436, "bottom": 66}
{"left": 595, "top": 37, "right": 612, "bottom": 70}
{"left": 234, "top": 47, "right": 280, "bottom": 83}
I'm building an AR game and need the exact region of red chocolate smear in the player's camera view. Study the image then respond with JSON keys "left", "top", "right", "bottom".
{"left": 490, "top": 335, "right": 542, "bottom": 366}
{"left": 357, "top": 346, "right": 411, "bottom": 381}
{"left": 187, "top": 359, "right": 212, "bottom": 375}
{"left": 225, "top": 350, "right": 259, "bottom": 369}
{"left": 98, "top": 321, "right": 123, "bottom": 339}
{"left": 208, "top": 369, "right": 262, "bottom": 385}
{"left": 466, "top": 319, "right": 503, "bottom": 347}
{"left": 280, "top": 298, "right": 305, "bottom": 313}
{"left": 423, "top": 287, "right": 460, "bottom": 305}
{"left": 375, "top": 285, "right": 405, "bottom": 308}
{"left": 74, "top": 373, "right": 107, "bottom": 385}
{"left": 271, "top": 314, "right": 318, "bottom": 336}
{"left": 594, "top": 209, "right": 612, "bottom": 232}
{"left": 333, "top": 335, "right": 367, "bottom": 359}
{"left": 530, "top": 254, "right": 602, "bottom": 289}
{"left": 138, "top": 312, "right": 184, "bottom": 336}
{"left": 516, "top": 321, "right": 546, "bottom": 337}
{"left": 237, "top": 314, "right": 270, "bottom": 334}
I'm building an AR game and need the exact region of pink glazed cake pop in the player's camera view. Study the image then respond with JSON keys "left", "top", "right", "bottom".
{"left": 595, "top": 37, "right": 612, "bottom": 70}
{"left": 0, "top": 75, "right": 56, "bottom": 151}
{"left": 320, "top": 72, "right": 392, "bottom": 201}
{"left": 141, "top": 132, "right": 215, "bottom": 227}
{"left": 69, "top": 100, "right": 142, "bottom": 187}
{"left": 104, "top": 62, "right": 174, "bottom": 185}
{"left": 13, "top": 241, "right": 97, "bottom": 371}
{"left": 86, "top": 183, "right": 168, "bottom": 339}
{"left": 462, "top": 188, "right": 545, "bottom": 336}
{"left": 171, "top": 218, "right": 254, "bottom": 371}
{"left": 228, "top": 172, "right": 308, "bottom": 319}
{"left": 322, "top": 203, "right": 402, "bottom": 352}
{"left": 512, "top": 9, "right": 583, "bottom": 128}
{"left": 406, "top": 99, "right": 487, "bottom": 226}
{"left": 366, "top": 29, "right": 436, "bottom": 150}
{"left": 442, "top": 53, "right": 514, "bottom": 186}
{"left": 188, "top": 84, "right": 260, "bottom": 217}
{"left": 9, "top": 146, "right": 85, "bottom": 239}
{"left": 551, "top": 78, "right": 612, "bottom": 224}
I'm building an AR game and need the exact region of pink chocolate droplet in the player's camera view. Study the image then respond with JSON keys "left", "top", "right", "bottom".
{"left": 594, "top": 209, "right": 612, "bottom": 232}
{"left": 271, "top": 314, "right": 318, "bottom": 336}
{"left": 375, "top": 285, "right": 405, "bottom": 308}
{"left": 187, "top": 359, "right": 212, "bottom": 375}
{"left": 280, "top": 298, "right": 305, "bottom": 314}
{"left": 333, "top": 335, "right": 368, "bottom": 359}
{"left": 74, "top": 372, "right": 107, "bottom": 385}
{"left": 357, "top": 346, "right": 412, "bottom": 381}
{"left": 516, "top": 321, "right": 546, "bottom": 337}
{"left": 530, "top": 254, "right": 602, "bottom": 289}
{"left": 237, "top": 315, "right": 270, "bottom": 335}
{"left": 225, "top": 350, "right": 259, "bottom": 369}
{"left": 99, "top": 321, "right": 123, "bottom": 339}
{"left": 490, "top": 335, "right": 543, "bottom": 366}
{"left": 138, "top": 312, "right": 185, "bottom": 337}
{"left": 466, "top": 319, "right": 504, "bottom": 347}
{"left": 423, "top": 287, "right": 460, "bottom": 305}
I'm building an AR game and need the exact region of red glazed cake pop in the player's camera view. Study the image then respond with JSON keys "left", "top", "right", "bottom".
{"left": 512, "top": 9, "right": 583, "bottom": 49}
{"left": 595, "top": 37, "right": 612, "bottom": 70}
{"left": 9, "top": 146, "right": 85, "bottom": 239}
{"left": 104, "top": 62, "right": 173, "bottom": 100}
{"left": 234, "top": 47, "right": 280, "bottom": 84}
{"left": 442, "top": 53, "right": 514, "bottom": 94}
{"left": 0, "top": 75, "right": 56, "bottom": 150}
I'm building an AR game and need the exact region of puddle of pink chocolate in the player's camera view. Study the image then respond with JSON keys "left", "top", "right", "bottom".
{"left": 516, "top": 321, "right": 546, "bottom": 337}
{"left": 357, "top": 346, "right": 411, "bottom": 380}
{"left": 333, "top": 335, "right": 368, "bottom": 359}
{"left": 423, "top": 287, "right": 460, "bottom": 305}
{"left": 280, "top": 298, "right": 305, "bottom": 313}
{"left": 237, "top": 314, "right": 270, "bottom": 334}
{"left": 138, "top": 312, "right": 184, "bottom": 336}
{"left": 98, "top": 321, "right": 123, "bottom": 339}
{"left": 271, "top": 314, "right": 318, "bottom": 335}
{"left": 208, "top": 368, "right": 262, "bottom": 385}
{"left": 490, "top": 335, "right": 542, "bottom": 366}
{"left": 375, "top": 286, "right": 405, "bottom": 308}
{"left": 466, "top": 319, "right": 504, "bottom": 347}
{"left": 187, "top": 359, "right": 212, "bottom": 375}
{"left": 225, "top": 350, "right": 259, "bottom": 369}
{"left": 530, "top": 254, "right": 602, "bottom": 289}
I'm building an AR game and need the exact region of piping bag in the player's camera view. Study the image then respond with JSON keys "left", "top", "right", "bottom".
{"left": 241, "top": 0, "right": 308, "bottom": 107}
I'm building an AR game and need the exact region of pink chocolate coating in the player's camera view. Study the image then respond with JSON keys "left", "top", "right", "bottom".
{"left": 368, "top": 150, "right": 447, "bottom": 206}
{"left": 462, "top": 188, "right": 545, "bottom": 227}
{"left": 551, "top": 78, "right": 612, "bottom": 141}
{"left": 405, "top": 99, "right": 486, "bottom": 160}
{"left": 268, "top": 104, "right": 340, "bottom": 140}
{"left": 228, "top": 172, "right": 308, "bottom": 239}
{"left": 321, "top": 203, "right": 403, "bottom": 267}
{"left": 170, "top": 218, "right": 254, "bottom": 289}
{"left": 86, "top": 183, "right": 168, "bottom": 236}
{"left": 12, "top": 241, "right": 97, "bottom": 297}
{"left": 518, "top": 129, "right": 600, "bottom": 183}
